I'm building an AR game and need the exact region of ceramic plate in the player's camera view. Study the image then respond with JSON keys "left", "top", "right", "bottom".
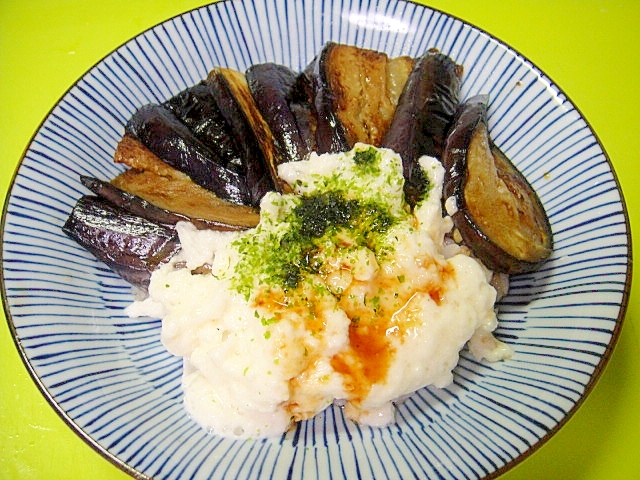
{"left": 1, "top": 0, "right": 631, "bottom": 479}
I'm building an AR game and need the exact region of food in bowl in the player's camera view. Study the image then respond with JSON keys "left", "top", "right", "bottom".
{"left": 62, "top": 42, "right": 552, "bottom": 438}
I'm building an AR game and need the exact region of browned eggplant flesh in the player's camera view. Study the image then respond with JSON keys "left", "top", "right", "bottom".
{"left": 311, "top": 42, "right": 415, "bottom": 148}
{"left": 111, "top": 135, "right": 260, "bottom": 229}
{"left": 82, "top": 175, "right": 252, "bottom": 231}
{"left": 443, "top": 94, "right": 553, "bottom": 274}
{"left": 300, "top": 42, "right": 416, "bottom": 156}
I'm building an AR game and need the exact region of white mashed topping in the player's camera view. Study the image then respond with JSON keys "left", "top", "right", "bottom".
{"left": 127, "top": 143, "right": 512, "bottom": 439}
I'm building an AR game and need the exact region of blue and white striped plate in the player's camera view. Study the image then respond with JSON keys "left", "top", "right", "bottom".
{"left": 1, "top": 1, "right": 631, "bottom": 479}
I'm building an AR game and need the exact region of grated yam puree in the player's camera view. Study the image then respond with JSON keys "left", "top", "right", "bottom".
{"left": 127, "top": 143, "right": 512, "bottom": 439}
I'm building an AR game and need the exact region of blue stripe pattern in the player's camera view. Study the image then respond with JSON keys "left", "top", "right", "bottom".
{"left": 1, "top": 0, "right": 630, "bottom": 479}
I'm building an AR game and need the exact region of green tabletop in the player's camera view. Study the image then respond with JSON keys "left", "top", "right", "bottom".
{"left": 1, "top": 1, "right": 638, "bottom": 479}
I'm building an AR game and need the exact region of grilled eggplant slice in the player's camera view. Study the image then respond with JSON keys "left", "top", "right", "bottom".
{"left": 383, "top": 49, "right": 463, "bottom": 206}
{"left": 387, "top": 55, "right": 417, "bottom": 109}
{"left": 304, "top": 42, "right": 414, "bottom": 153}
{"left": 125, "top": 103, "right": 253, "bottom": 206}
{"left": 443, "top": 94, "right": 553, "bottom": 274}
{"left": 310, "top": 43, "right": 414, "bottom": 148}
{"left": 112, "top": 135, "right": 259, "bottom": 229}
{"left": 163, "top": 81, "right": 243, "bottom": 170}
{"left": 303, "top": 45, "right": 357, "bottom": 154}
{"left": 82, "top": 176, "right": 250, "bottom": 231}
{"left": 287, "top": 72, "right": 319, "bottom": 155}
{"left": 63, "top": 195, "right": 181, "bottom": 288}
{"left": 207, "top": 67, "right": 279, "bottom": 196}
{"left": 246, "top": 63, "right": 312, "bottom": 167}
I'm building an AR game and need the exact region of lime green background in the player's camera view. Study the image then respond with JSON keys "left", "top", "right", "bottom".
{"left": 1, "top": 1, "right": 638, "bottom": 479}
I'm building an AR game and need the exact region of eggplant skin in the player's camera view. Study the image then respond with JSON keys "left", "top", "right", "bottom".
{"left": 443, "top": 94, "right": 553, "bottom": 274}
{"left": 301, "top": 43, "right": 416, "bottom": 156}
{"left": 207, "top": 67, "right": 277, "bottom": 200}
{"left": 163, "top": 81, "right": 243, "bottom": 170}
{"left": 246, "top": 63, "right": 312, "bottom": 171}
{"left": 125, "top": 104, "right": 253, "bottom": 206}
{"left": 303, "top": 45, "right": 352, "bottom": 154}
{"left": 62, "top": 195, "right": 181, "bottom": 288}
{"left": 383, "top": 49, "right": 463, "bottom": 206}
